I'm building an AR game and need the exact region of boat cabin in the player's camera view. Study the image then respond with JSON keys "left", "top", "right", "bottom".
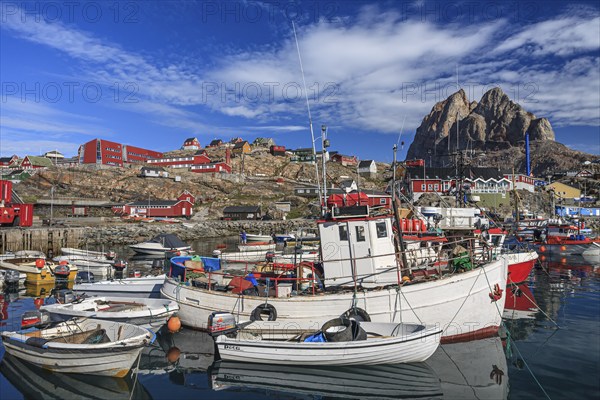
{"left": 318, "top": 206, "right": 398, "bottom": 288}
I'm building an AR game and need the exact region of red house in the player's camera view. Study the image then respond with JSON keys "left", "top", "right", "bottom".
{"left": 270, "top": 145, "right": 286, "bottom": 156}
{"left": 0, "top": 155, "right": 18, "bottom": 168}
{"left": 182, "top": 137, "right": 201, "bottom": 150}
{"left": 190, "top": 162, "right": 232, "bottom": 173}
{"left": 331, "top": 154, "right": 358, "bottom": 166}
{"left": 79, "top": 139, "right": 163, "bottom": 167}
{"left": 115, "top": 191, "right": 195, "bottom": 218}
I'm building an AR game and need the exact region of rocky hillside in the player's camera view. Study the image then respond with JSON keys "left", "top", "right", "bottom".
{"left": 406, "top": 87, "right": 594, "bottom": 175}
{"left": 14, "top": 149, "right": 389, "bottom": 219}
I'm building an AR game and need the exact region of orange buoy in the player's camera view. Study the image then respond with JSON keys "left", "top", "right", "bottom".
{"left": 35, "top": 259, "right": 45, "bottom": 269}
{"left": 167, "top": 347, "right": 181, "bottom": 363}
{"left": 561, "top": 258, "right": 567, "bottom": 264}
{"left": 539, "top": 246, "right": 546, "bottom": 253}
{"left": 167, "top": 316, "right": 182, "bottom": 333}
{"left": 402, "top": 276, "right": 410, "bottom": 282}
{"left": 59, "top": 260, "right": 68, "bottom": 265}
{"left": 560, "top": 246, "right": 567, "bottom": 251}
{"left": 33, "top": 297, "right": 44, "bottom": 309}
{"left": 540, "top": 255, "right": 546, "bottom": 261}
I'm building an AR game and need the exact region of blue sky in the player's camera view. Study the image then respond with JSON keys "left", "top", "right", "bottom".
{"left": 1, "top": 0, "right": 599, "bottom": 162}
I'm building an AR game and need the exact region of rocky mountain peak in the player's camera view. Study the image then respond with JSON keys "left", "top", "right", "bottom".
{"left": 406, "top": 87, "right": 555, "bottom": 164}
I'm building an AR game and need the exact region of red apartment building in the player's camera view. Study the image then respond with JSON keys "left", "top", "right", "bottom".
{"left": 79, "top": 139, "right": 163, "bottom": 167}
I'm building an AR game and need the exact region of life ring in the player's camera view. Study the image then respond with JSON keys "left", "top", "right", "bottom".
{"left": 250, "top": 304, "right": 277, "bottom": 321}
{"left": 342, "top": 307, "right": 371, "bottom": 322}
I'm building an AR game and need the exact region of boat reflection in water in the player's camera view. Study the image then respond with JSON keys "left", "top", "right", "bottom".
{"left": 207, "top": 336, "right": 507, "bottom": 400}
{"left": 502, "top": 283, "right": 539, "bottom": 341}
{"left": 155, "top": 327, "right": 215, "bottom": 387}
{"left": 427, "top": 336, "right": 508, "bottom": 400}
{"left": 0, "top": 354, "right": 152, "bottom": 400}
{"left": 210, "top": 361, "right": 443, "bottom": 399}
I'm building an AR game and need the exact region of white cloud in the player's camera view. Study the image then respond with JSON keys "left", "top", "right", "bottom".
{"left": 1, "top": 2, "right": 599, "bottom": 148}
{"left": 494, "top": 16, "right": 600, "bottom": 57}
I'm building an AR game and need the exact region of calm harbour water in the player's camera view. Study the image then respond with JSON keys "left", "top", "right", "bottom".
{"left": 0, "top": 237, "right": 598, "bottom": 399}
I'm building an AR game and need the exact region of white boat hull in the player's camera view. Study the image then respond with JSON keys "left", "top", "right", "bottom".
{"left": 1, "top": 318, "right": 152, "bottom": 377}
{"left": 216, "top": 322, "right": 441, "bottom": 365}
{"left": 74, "top": 275, "right": 166, "bottom": 298}
{"left": 161, "top": 258, "right": 508, "bottom": 342}
{"left": 41, "top": 296, "right": 178, "bottom": 330}
{"left": 237, "top": 243, "right": 276, "bottom": 251}
{"left": 220, "top": 250, "right": 280, "bottom": 263}
{"left": 245, "top": 234, "right": 273, "bottom": 242}
{"left": 129, "top": 244, "right": 191, "bottom": 255}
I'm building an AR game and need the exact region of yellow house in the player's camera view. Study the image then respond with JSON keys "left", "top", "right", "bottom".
{"left": 232, "top": 141, "right": 251, "bottom": 155}
{"left": 547, "top": 182, "right": 581, "bottom": 200}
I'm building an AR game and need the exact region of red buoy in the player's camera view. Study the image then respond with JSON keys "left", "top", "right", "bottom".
{"left": 35, "top": 259, "right": 45, "bottom": 269}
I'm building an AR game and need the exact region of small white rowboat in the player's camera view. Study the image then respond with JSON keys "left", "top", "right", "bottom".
{"left": 210, "top": 313, "right": 442, "bottom": 366}
{"left": 1, "top": 318, "right": 154, "bottom": 377}
{"left": 40, "top": 296, "right": 179, "bottom": 330}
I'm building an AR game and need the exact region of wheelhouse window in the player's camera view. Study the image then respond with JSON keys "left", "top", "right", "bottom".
{"left": 355, "top": 226, "right": 365, "bottom": 242}
{"left": 375, "top": 222, "right": 387, "bottom": 238}
{"left": 339, "top": 225, "right": 348, "bottom": 241}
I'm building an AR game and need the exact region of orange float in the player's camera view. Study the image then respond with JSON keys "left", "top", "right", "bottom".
{"left": 167, "top": 316, "right": 182, "bottom": 333}
{"left": 35, "top": 259, "right": 45, "bottom": 269}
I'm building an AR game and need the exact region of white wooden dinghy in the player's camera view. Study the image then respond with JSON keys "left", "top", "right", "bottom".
{"left": 209, "top": 313, "right": 442, "bottom": 365}
{"left": 1, "top": 318, "right": 155, "bottom": 377}
{"left": 74, "top": 274, "right": 166, "bottom": 298}
{"left": 40, "top": 296, "right": 179, "bottom": 330}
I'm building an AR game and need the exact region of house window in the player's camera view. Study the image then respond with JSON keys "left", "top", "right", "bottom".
{"left": 434, "top": 184, "right": 439, "bottom": 191}
{"left": 380, "top": 198, "right": 387, "bottom": 204}
{"left": 428, "top": 184, "right": 433, "bottom": 191}
{"left": 421, "top": 184, "right": 426, "bottom": 191}
{"left": 375, "top": 222, "right": 387, "bottom": 238}
{"left": 339, "top": 226, "right": 348, "bottom": 241}
{"left": 355, "top": 226, "right": 365, "bottom": 242}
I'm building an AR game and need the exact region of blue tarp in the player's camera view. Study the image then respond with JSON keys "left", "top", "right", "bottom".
{"left": 304, "top": 332, "right": 326, "bottom": 342}
{"left": 244, "top": 274, "right": 258, "bottom": 286}
{"left": 200, "top": 257, "right": 221, "bottom": 271}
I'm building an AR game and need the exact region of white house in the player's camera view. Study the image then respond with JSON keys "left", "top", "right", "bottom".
{"left": 139, "top": 166, "right": 168, "bottom": 178}
{"left": 358, "top": 160, "right": 377, "bottom": 178}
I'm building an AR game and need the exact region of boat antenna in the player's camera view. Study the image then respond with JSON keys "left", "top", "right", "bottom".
{"left": 292, "top": 21, "right": 322, "bottom": 213}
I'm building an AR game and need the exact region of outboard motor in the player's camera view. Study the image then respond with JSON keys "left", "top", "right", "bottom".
{"left": 21, "top": 310, "right": 51, "bottom": 329}
{"left": 207, "top": 312, "right": 238, "bottom": 337}
{"left": 4, "top": 269, "right": 20, "bottom": 285}
{"left": 112, "top": 260, "right": 128, "bottom": 279}
{"left": 55, "top": 289, "right": 75, "bottom": 304}
{"left": 152, "top": 259, "right": 164, "bottom": 270}
{"left": 212, "top": 250, "right": 222, "bottom": 258}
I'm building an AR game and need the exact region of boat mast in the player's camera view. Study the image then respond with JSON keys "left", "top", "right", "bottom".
{"left": 391, "top": 144, "right": 409, "bottom": 277}
{"left": 292, "top": 21, "right": 323, "bottom": 213}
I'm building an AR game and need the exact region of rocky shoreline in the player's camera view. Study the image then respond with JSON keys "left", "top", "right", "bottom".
{"left": 80, "top": 220, "right": 316, "bottom": 246}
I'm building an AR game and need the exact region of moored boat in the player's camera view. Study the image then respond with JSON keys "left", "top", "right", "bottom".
{"left": 245, "top": 233, "right": 274, "bottom": 242}
{"left": 504, "top": 250, "right": 538, "bottom": 284}
{"left": 533, "top": 222, "right": 600, "bottom": 256}
{"left": 129, "top": 234, "right": 192, "bottom": 255}
{"left": 237, "top": 242, "right": 276, "bottom": 251}
{"left": 1, "top": 318, "right": 155, "bottom": 377}
{"left": 0, "top": 258, "right": 56, "bottom": 285}
{"left": 162, "top": 208, "right": 508, "bottom": 343}
{"left": 40, "top": 295, "right": 179, "bottom": 330}
{"left": 74, "top": 274, "right": 166, "bottom": 298}
{"left": 210, "top": 313, "right": 442, "bottom": 365}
